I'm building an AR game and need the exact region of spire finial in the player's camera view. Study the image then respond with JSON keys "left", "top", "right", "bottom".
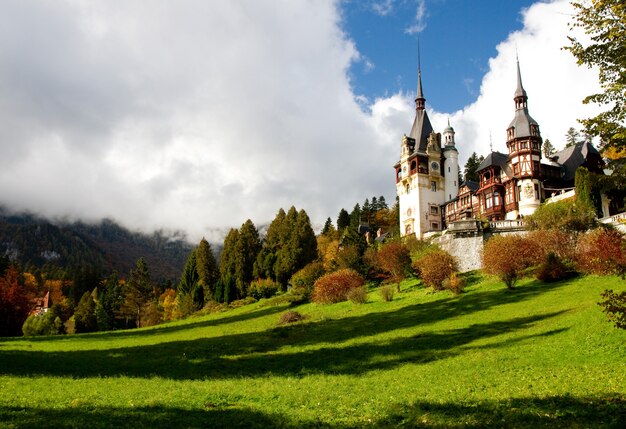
{"left": 489, "top": 131, "right": 493, "bottom": 153}
{"left": 514, "top": 53, "right": 527, "bottom": 101}
{"left": 414, "top": 39, "right": 425, "bottom": 111}
{"left": 417, "top": 38, "right": 424, "bottom": 99}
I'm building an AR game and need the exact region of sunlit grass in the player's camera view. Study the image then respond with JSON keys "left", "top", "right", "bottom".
{"left": 0, "top": 274, "right": 624, "bottom": 428}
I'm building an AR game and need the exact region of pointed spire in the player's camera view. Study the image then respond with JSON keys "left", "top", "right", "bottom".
{"left": 415, "top": 39, "right": 425, "bottom": 111}
{"left": 514, "top": 55, "right": 527, "bottom": 100}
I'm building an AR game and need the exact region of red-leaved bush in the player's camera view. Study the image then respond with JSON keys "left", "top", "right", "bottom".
{"left": 312, "top": 269, "right": 365, "bottom": 304}
{"left": 414, "top": 249, "right": 457, "bottom": 290}
{"left": 576, "top": 228, "right": 626, "bottom": 275}
{"left": 482, "top": 234, "right": 542, "bottom": 289}
{"left": 527, "top": 229, "right": 578, "bottom": 263}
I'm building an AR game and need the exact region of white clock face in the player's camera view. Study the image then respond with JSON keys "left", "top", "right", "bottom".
{"left": 431, "top": 162, "right": 439, "bottom": 170}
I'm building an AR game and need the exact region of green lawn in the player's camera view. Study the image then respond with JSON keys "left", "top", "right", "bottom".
{"left": 1, "top": 274, "right": 625, "bottom": 428}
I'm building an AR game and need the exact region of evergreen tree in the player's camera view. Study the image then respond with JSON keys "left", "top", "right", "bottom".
{"left": 321, "top": 217, "right": 334, "bottom": 235}
{"left": 253, "top": 208, "right": 285, "bottom": 280}
{"left": 543, "top": 138, "right": 556, "bottom": 158}
{"left": 74, "top": 291, "right": 97, "bottom": 333}
{"left": 565, "top": 127, "right": 581, "bottom": 148}
{"left": 219, "top": 228, "right": 240, "bottom": 280}
{"left": 378, "top": 196, "right": 388, "bottom": 210}
{"left": 97, "top": 272, "right": 123, "bottom": 331}
{"left": 371, "top": 196, "right": 379, "bottom": 212}
{"left": 234, "top": 219, "right": 261, "bottom": 297}
{"left": 336, "top": 208, "right": 350, "bottom": 231}
{"left": 362, "top": 198, "right": 371, "bottom": 223}
{"left": 464, "top": 152, "right": 482, "bottom": 183}
{"left": 196, "top": 238, "right": 219, "bottom": 300}
{"left": 118, "top": 258, "right": 153, "bottom": 328}
{"left": 178, "top": 249, "right": 204, "bottom": 310}
{"left": 349, "top": 203, "right": 361, "bottom": 229}
{"left": 275, "top": 207, "right": 299, "bottom": 286}
{"left": 293, "top": 209, "right": 318, "bottom": 269}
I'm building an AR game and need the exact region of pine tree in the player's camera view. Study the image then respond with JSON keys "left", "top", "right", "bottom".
{"left": 565, "top": 127, "right": 581, "bottom": 148}
{"left": 293, "top": 209, "right": 318, "bottom": 269}
{"left": 362, "top": 198, "right": 371, "bottom": 223}
{"left": 196, "top": 238, "right": 219, "bottom": 300}
{"left": 321, "top": 217, "right": 334, "bottom": 235}
{"left": 543, "top": 138, "right": 556, "bottom": 158}
{"left": 371, "top": 196, "right": 379, "bottom": 212}
{"left": 464, "top": 152, "right": 482, "bottom": 183}
{"left": 378, "top": 196, "right": 388, "bottom": 210}
{"left": 118, "top": 258, "right": 153, "bottom": 328}
{"left": 74, "top": 291, "right": 97, "bottom": 333}
{"left": 178, "top": 249, "right": 204, "bottom": 310}
{"left": 275, "top": 207, "right": 299, "bottom": 286}
{"left": 336, "top": 208, "right": 350, "bottom": 231}
{"left": 219, "top": 228, "right": 240, "bottom": 280}
{"left": 349, "top": 203, "right": 361, "bottom": 229}
{"left": 234, "top": 219, "right": 261, "bottom": 297}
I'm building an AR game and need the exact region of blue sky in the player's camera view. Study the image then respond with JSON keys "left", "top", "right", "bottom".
{"left": 0, "top": 0, "right": 603, "bottom": 238}
{"left": 342, "top": 0, "right": 537, "bottom": 112}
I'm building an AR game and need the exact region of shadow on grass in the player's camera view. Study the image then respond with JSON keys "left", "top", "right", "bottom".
{"left": 380, "top": 394, "right": 626, "bottom": 428}
{"left": 1, "top": 394, "right": 623, "bottom": 428}
{"left": 0, "top": 299, "right": 568, "bottom": 379}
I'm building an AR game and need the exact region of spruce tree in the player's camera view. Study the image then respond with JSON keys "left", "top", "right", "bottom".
{"left": 378, "top": 196, "right": 388, "bottom": 210}
{"left": 119, "top": 258, "right": 153, "bottom": 328}
{"left": 543, "top": 138, "right": 556, "bottom": 158}
{"left": 464, "top": 152, "right": 482, "bottom": 183}
{"left": 336, "top": 208, "right": 350, "bottom": 231}
{"left": 234, "top": 219, "right": 261, "bottom": 297}
{"left": 321, "top": 217, "right": 334, "bottom": 235}
{"left": 196, "top": 238, "right": 219, "bottom": 299}
{"left": 219, "top": 228, "right": 239, "bottom": 280}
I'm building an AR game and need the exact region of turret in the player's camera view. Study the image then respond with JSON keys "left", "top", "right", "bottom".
{"left": 443, "top": 119, "right": 459, "bottom": 202}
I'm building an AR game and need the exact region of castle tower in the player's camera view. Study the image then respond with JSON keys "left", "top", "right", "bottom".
{"left": 394, "top": 57, "right": 445, "bottom": 238}
{"left": 505, "top": 59, "right": 543, "bottom": 218}
{"left": 442, "top": 119, "right": 459, "bottom": 202}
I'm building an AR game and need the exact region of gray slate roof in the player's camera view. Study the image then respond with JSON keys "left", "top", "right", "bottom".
{"left": 549, "top": 141, "right": 601, "bottom": 181}
{"left": 477, "top": 151, "right": 508, "bottom": 171}
{"left": 409, "top": 109, "right": 434, "bottom": 152}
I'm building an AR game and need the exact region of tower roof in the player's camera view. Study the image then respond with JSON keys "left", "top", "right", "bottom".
{"left": 444, "top": 118, "right": 454, "bottom": 133}
{"left": 514, "top": 58, "right": 527, "bottom": 99}
{"left": 507, "top": 58, "right": 539, "bottom": 139}
{"left": 409, "top": 44, "right": 433, "bottom": 152}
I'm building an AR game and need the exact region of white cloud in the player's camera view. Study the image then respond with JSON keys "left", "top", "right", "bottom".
{"left": 405, "top": 0, "right": 427, "bottom": 35}
{"left": 374, "top": 0, "right": 602, "bottom": 169}
{"left": 0, "top": 0, "right": 603, "bottom": 243}
{"left": 372, "top": 0, "right": 394, "bottom": 16}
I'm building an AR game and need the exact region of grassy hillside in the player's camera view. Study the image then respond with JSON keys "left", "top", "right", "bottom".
{"left": 0, "top": 274, "right": 625, "bottom": 428}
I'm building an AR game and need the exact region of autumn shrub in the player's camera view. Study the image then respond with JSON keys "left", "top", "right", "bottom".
{"left": 376, "top": 242, "right": 412, "bottom": 291}
{"left": 290, "top": 261, "right": 325, "bottom": 299}
{"left": 414, "top": 249, "right": 458, "bottom": 291}
{"left": 482, "top": 234, "right": 542, "bottom": 289}
{"left": 277, "top": 310, "right": 305, "bottom": 325}
{"left": 347, "top": 286, "right": 368, "bottom": 304}
{"left": 535, "top": 252, "right": 576, "bottom": 282}
{"left": 312, "top": 269, "right": 365, "bottom": 304}
{"left": 527, "top": 229, "right": 578, "bottom": 263}
{"left": 139, "top": 301, "right": 163, "bottom": 327}
{"left": 248, "top": 278, "right": 280, "bottom": 300}
{"left": 598, "top": 289, "right": 626, "bottom": 330}
{"left": 442, "top": 272, "right": 465, "bottom": 295}
{"left": 576, "top": 228, "right": 626, "bottom": 276}
{"left": 380, "top": 285, "right": 394, "bottom": 302}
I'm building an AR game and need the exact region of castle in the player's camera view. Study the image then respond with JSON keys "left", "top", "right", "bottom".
{"left": 394, "top": 60, "right": 604, "bottom": 238}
